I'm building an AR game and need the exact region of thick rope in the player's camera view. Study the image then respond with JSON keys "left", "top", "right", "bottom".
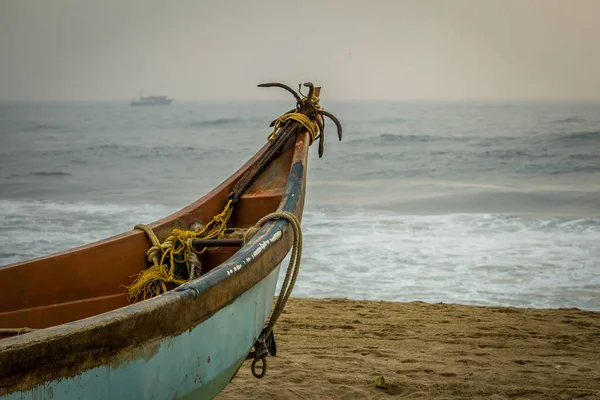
{"left": 245, "top": 211, "right": 302, "bottom": 340}
{"left": 268, "top": 112, "right": 319, "bottom": 145}
{"left": 243, "top": 211, "right": 303, "bottom": 379}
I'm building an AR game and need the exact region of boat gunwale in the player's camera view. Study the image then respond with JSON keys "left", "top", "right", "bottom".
{"left": 0, "top": 131, "right": 310, "bottom": 393}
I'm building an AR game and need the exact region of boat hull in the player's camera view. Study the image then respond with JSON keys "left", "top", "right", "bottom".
{"left": 3, "top": 264, "right": 281, "bottom": 400}
{"left": 0, "top": 89, "right": 317, "bottom": 399}
{"left": 130, "top": 99, "right": 173, "bottom": 106}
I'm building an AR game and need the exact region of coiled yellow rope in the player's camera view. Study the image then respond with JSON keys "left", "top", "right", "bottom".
{"left": 268, "top": 112, "right": 319, "bottom": 145}
{"left": 126, "top": 200, "right": 233, "bottom": 302}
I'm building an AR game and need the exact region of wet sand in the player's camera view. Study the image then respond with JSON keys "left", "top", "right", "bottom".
{"left": 218, "top": 298, "right": 600, "bottom": 400}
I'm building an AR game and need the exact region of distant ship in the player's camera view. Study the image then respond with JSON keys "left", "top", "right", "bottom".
{"left": 130, "top": 90, "right": 173, "bottom": 106}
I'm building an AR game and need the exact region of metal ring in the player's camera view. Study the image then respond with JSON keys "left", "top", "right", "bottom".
{"left": 251, "top": 357, "right": 267, "bottom": 379}
{"left": 191, "top": 287, "right": 199, "bottom": 297}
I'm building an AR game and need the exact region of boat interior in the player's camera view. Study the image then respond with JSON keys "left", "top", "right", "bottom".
{"left": 0, "top": 141, "right": 297, "bottom": 336}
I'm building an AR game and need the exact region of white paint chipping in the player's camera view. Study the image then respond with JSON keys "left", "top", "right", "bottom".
{"left": 270, "top": 230, "right": 282, "bottom": 242}
{"left": 224, "top": 229, "right": 283, "bottom": 277}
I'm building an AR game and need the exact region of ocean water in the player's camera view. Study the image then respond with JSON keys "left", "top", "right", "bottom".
{"left": 1, "top": 99, "right": 599, "bottom": 310}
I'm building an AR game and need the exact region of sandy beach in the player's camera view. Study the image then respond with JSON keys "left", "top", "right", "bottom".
{"left": 218, "top": 298, "right": 600, "bottom": 400}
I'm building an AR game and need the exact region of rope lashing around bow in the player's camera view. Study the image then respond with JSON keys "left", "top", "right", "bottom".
{"left": 259, "top": 82, "right": 343, "bottom": 158}
{"left": 267, "top": 112, "right": 320, "bottom": 145}
{"left": 243, "top": 211, "right": 303, "bottom": 379}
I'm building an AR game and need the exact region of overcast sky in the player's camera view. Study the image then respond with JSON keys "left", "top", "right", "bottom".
{"left": 1, "top": 0, "right": 599, "bottom": 101}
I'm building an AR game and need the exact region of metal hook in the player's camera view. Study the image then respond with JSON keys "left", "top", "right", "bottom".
{"left": 259, "top": 81, "right": 343, "bottom": 158}
{"left": 251, "top": 357, "right": 267, "bottom": 378}
{"left": 303, "top": 82, "right": 315, "bottom": 100}
{"left": 319, "top": 110, "right": 343, "bottom": 141}
{"left": 315, "top": 117, "right": 325, "bottom": 158}
{"left": 257, "top": 83, "right": 302, "bottom": 102}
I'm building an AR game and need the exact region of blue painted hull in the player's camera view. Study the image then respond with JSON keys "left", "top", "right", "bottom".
{"left": 4, "top": 265, "right": 281, "bottom": 400}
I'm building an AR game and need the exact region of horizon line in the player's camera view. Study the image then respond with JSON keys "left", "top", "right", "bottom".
{"left": 2, "top": 97, "right": 600, "bottom": 103}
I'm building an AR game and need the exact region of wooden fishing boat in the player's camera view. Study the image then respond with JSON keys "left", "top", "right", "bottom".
{"left": 0, "top": 83, "right": 342, "bottom": 399}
